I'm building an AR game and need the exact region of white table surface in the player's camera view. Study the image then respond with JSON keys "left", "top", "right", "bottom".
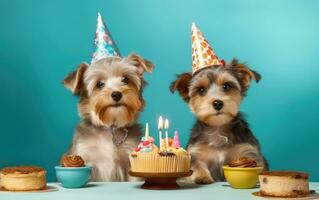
{"left": 0, "top": 182, "right": 318, "bottom": 200}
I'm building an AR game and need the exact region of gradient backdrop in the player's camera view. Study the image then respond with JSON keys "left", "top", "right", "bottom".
{"left": 1, "top": 0, "right": 318, "bottom": 181}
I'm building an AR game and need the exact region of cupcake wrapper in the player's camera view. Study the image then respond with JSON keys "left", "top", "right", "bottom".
{"left": 129, "top": 154, "right": 190, "bottom": 173}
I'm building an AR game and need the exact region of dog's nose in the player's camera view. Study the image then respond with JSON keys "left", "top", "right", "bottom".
{"left": 213, "top": 100, "right": 224, "bottom": 111}
{"left": 111, "top": 91, "right": 122, "bottom": 102}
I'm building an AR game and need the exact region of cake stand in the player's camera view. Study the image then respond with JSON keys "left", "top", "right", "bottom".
{"left": 129, "top": 170, "right": 193, "bottom": 190}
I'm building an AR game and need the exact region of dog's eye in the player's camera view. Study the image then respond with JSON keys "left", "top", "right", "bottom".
{"left": 96, "top": 81, "right": 105, "bottom": 89}
{"left": 197, "top": 87, "right": 206, "bottom": 95}
{"left": 223, "top": 83, "right": 232, "bottom": 92}
{"left": 122, "top": 77, "right": 129, "bottom": 85}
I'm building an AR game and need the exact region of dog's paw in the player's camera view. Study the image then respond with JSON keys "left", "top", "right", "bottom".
{"left": 194, "top": 176, "right": 214, "bottom": 184}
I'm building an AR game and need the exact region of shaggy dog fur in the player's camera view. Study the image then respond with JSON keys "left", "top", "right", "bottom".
{"left": 63, "top": 54, "right": 153, "bottom": 181}
{"left": 170, "top": 59, "right": 268, "bottom": 184}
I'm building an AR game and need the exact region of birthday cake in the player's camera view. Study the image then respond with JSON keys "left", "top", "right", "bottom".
{"left": 129, "top": 118, "right": 190, "bottom": 173}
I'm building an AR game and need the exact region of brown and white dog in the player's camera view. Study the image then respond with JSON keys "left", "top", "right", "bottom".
{"left": 63, "top": 54, "right": 153, "bottom": 181}
{"left": 170, "top": 59, "right": 268, "bottom": 184}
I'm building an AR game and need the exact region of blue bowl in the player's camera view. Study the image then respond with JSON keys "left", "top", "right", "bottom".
{"left": 55, "top": 165, "right": 92, "bottom": 188}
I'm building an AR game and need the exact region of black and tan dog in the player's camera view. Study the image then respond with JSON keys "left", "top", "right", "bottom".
{"left": 170, "top": 23, "right": 267, "bottom": 184}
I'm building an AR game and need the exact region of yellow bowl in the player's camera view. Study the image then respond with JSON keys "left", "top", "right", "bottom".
{"left": 223, "top": 165, "right": 263, "bottom": 189}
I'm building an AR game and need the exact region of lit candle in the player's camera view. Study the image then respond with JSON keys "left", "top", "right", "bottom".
{"left": 158, "top": 116, "right": 164, "bottom": 150}
{"left": 145, "top": 122, "right": 149, "bottom": 140}
{"left": 164, "top": 118, "right": 169, "bottom": 150}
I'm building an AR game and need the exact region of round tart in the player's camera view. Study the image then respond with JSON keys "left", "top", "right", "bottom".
{"left": 259, "top": 171, "right": 309, "bottom": 197}
{"left": 0, "top": 166, "right": 46, "bottom": 191}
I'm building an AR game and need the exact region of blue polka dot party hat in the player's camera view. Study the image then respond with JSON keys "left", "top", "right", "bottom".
{"left": 91, "top": 12, "right": 121, "bottom": 63}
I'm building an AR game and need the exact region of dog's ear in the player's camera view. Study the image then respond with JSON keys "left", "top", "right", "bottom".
{"left": 126, "top": 53, "right": 154, "bottom": 75}
{"left": 63, "top": 62, "right": 89, "bottom": 96}
{"left": 231, "top": 59, "right": 261, "bottom": 88}
{"left": 170, "top": 73, "right": 192, "bottom": 102}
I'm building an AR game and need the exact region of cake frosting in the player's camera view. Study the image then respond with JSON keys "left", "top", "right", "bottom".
{"left": 131, "top": 136, "right": 158, "bottom": 157}
{"left": 60, "top": 155, "right": 85, "bottom": 167}
{"left": 228, "top": 157, "right": 257, "bottom": 168}
{"left": 160, "top": 136, "right": 187, "bottom": 156}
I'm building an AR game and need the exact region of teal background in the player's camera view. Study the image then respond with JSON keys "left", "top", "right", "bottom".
{"left": 0, "top": 0, "right": 318, "bottom": 182}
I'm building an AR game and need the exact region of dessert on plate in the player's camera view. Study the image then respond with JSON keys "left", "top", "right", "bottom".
{"left": 130, "top": 120, "right": 190, "bottom": 173}
{"left": 259, "top": 171, "right": 309, "bottom": 197}
{"left": 0, "top": 166, "right": 46, "bottom": 191}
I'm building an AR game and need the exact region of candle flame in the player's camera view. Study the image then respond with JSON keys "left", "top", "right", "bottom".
{"left": 158, "top": 116, "right": 163, "bottom": 130}
{"left": 164, "top": 118, "right": 169, "bottom": 130}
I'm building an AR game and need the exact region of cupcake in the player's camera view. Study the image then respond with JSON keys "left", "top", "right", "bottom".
{"left": 130, "top": 121, "right": 190, "bottom": 173}
{"left": 55, "top": 155, "right": 92, "bottom": 188}
{"left": 223, "top": 157, "right": 263, "bottom": 189}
